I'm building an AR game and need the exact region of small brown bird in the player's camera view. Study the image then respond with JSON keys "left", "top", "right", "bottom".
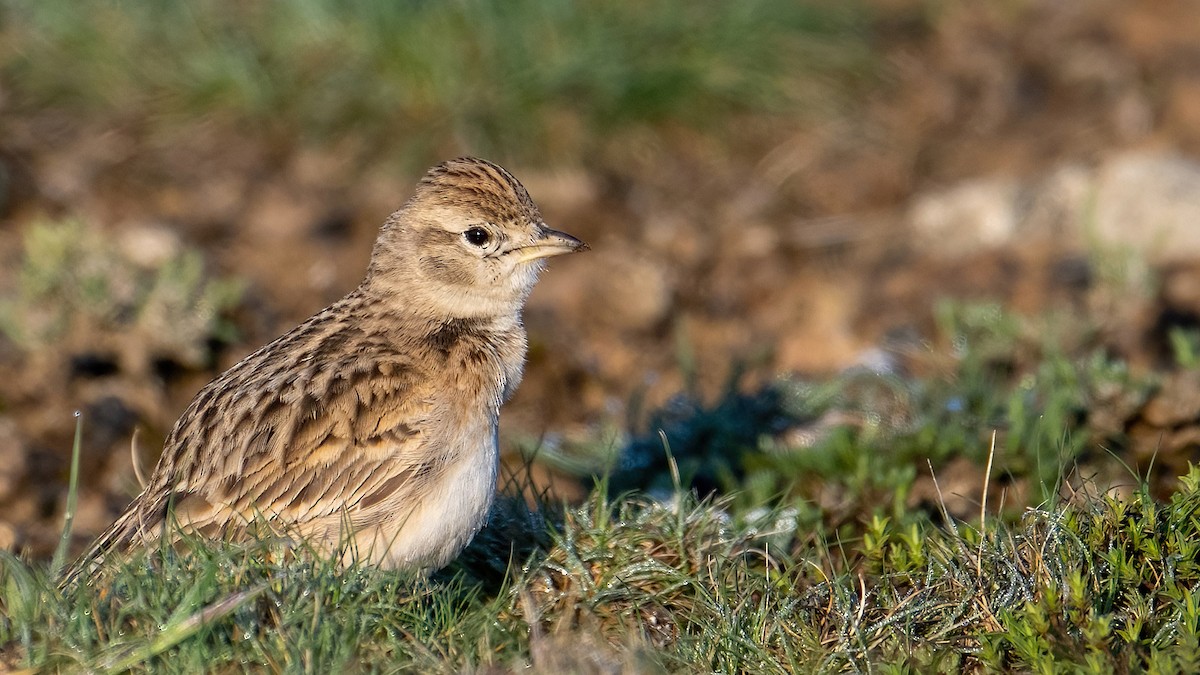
{"left": 65, "top": 157, "right": 586, "bottom": 582}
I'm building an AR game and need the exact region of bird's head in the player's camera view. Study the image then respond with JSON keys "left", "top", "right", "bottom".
{"left": 367, "top": 157, "right": 587, "bottom": 321}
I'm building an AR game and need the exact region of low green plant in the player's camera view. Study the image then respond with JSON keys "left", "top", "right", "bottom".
{"left": 0, "top": 218, "right": 242, "bottom": 366}
{"left": 1169, "top": 326, "right": 1200, "bottom": 370}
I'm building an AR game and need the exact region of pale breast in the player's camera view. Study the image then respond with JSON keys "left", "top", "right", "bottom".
{"left": 341, "top": 321, "right": 515, "bottom": 569}
{"left": 349, "top": 418, "right": 500, "bottom": 569}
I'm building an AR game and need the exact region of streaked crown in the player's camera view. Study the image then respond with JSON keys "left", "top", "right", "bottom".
{"left": 412, "top": 157, "right": 542, "bottom": 226}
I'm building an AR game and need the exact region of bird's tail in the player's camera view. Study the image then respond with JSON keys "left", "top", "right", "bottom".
{"left": 58, "top": 496, "right": 157, "bottom": 590}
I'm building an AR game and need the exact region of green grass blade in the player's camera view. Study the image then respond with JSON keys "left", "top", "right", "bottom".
{"left": 49, "top": 412, "right": 83, "bottom": 578}
{"left": 99, "top": 582, "right": 269, "bottom": 672}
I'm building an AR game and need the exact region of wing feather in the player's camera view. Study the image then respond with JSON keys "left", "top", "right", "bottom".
{"left": 109, "top": 333, "right": 447, "bottom": 546}
{"left": 177, "top": 361, "right": 434, "bottom": 529}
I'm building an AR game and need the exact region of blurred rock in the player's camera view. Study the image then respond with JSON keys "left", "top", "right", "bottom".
{"left": 73, "top": 491, "right": 117, "bottom": 538}
{"left": 1113, "top": 91, "right": 1156, "bottom": 143}
{"left": 731, "top": 222, "right": 780, "bottom": 260}
{"left": 1093, "top": 152, "right": 1200, "bottom": 262}
{"left": 1129, "top": 417, "right": 1200, "bottom": 475}
{"left": 1128, "top": 369, "right": 1200, "bottom": 480}
{"left": 234, "top": 181, "right": 352, "bottom": 311}
{"left": 118, "top": 223, "right": 183, "bottom": 269}
{"left": 908, "top": 178, "right": 1019, "bottom": 257}
{"left": 288, "top": 146, "right": 356, "bottom": 191}
{"left": 907, "top": 152, "right": 1200, "bottom": 261}
{"left": 1088, "top": 376, "right": 1150, "bottom": 440}
{"left": 1020, "top": 164, "right": 1093, "bottom": 240}
{"left": 1162, "top": 264, "right": 1200, "bottom": 312}
{"left": 1140, "top": 370, "right": 1200, "bottom": 428}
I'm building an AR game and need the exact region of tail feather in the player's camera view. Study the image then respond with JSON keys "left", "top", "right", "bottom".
{"left": 58, "top": 497, "right": 159, "bottom": 589}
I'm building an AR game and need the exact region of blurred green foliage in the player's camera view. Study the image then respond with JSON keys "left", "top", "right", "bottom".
{"left": 0, "top": 219, "right": 242, "bottom": 366}
{"left": 0, "top": 0, "right": 873, "bottom": 164}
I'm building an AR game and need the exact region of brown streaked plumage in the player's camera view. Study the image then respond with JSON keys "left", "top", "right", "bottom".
{"left": 64, "top": 157, "right": 586, "bottom": 583}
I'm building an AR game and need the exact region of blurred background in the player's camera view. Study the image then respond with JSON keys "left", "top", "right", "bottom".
{"left": 2, "top": 0, "right": 1200, "bottom": 557}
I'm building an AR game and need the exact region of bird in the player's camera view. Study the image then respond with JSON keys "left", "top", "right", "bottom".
{"left": 63, "top": 157, "right": 587, "bottom": 583}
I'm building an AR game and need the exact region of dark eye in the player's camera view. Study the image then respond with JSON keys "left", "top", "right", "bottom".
{"left": 463, "top": 227, "right": 491, "bottom": 247}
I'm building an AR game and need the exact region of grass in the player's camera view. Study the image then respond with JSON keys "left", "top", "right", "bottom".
{"left": 4, "top": 465, "right": 1200, "bottom": 672}
{"left": 3, "top": 291, "right": 1200, "bottom": 671}
{"left": 0, "top": 0, "right": 874, "bottom": 167}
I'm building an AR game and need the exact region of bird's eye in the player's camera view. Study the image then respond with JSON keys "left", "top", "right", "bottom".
{"left": 464, "top": 227, "right": 491, "bottom": 247}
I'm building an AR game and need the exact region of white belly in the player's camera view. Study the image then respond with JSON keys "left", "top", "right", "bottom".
{"left": 353, "top": 433, "right": 499, "bottom": 571}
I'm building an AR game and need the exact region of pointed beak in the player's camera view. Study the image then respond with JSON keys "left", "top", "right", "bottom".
{"left": 513, "top": 227, "right": 589, "bottom": 263}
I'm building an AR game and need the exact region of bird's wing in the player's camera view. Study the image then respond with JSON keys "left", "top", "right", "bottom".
{"left": 60, "top": 332, "right": 455, "bottom": 586}
{"left": 153, "top": 349, "right": 450, "bottom": 534}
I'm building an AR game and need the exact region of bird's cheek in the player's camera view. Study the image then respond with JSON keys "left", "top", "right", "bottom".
{"left": 420, "top": 255, "right": 475, "bottom": 287}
